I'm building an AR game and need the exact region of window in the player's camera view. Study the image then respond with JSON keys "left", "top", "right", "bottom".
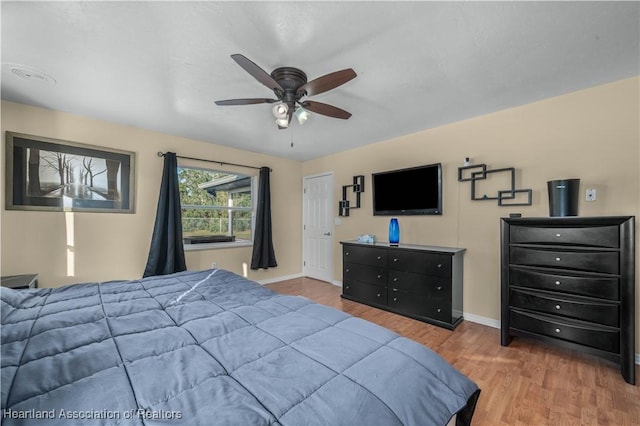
{"left": 178, "top": 166, "right": 254, "bottom": 243}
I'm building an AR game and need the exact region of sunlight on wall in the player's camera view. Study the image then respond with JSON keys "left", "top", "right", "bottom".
{"left": 63, "top": 195, "right": 72, "bottom": 209}
{"left": 65, "top": 212, "right": 75, "bottom": 277}
{"left": 242, "top": 262, "right": 248, "bottom": 278}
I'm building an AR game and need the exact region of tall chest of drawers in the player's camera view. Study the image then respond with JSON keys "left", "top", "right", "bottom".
{"left": 341, "top": 241, "right": 465, "bottom": 329}
{"left": 500, "top": 216, "right": 635, "bottom": 384}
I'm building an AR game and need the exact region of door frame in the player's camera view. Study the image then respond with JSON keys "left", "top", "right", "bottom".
{"left": 302, "top": 171, "right": 334, "bottom": 283}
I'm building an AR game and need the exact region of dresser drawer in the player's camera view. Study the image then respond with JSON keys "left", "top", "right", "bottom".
{"left": 511, "top": 225, "right": 619, "bottom": 248}
{"left": 388, "top": 270, "right": 451, "bottom": 297}
{"left": 343, "top": 263, "right": 386, "bottom": 286}
{"left": 388, "top": 289, "right": 427, "bottom": 317}
{"left": 510, "top": 247, "right": 618, "bottom": 274}
{"left": 510, "top": 309, "right": 620, "bottom": 353}
{"left": 388, "top": 290, "right": 451, "bottom": 322}
{"left": 510, "top": 288, "right": 619, "bottom": 327}
{"left": 343, "top": 281, "right": 387, "bottom": 306}
{"left": 343, "top": 245, "right": 387, "bottom": 267}
{"left": 510, "top": 267, "right": 619, "bottom": 300}
{"left": 388, "top": 250, "right": 451, "bottom": 277}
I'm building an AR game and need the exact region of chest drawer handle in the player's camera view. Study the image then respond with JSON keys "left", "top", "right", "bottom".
{"left": 555, "top": 328, "right": 561, "bottom": 333}
{"left": 345, "top": 252, "right": 350, "bottom": 256}
{"left": 392, "top": 288, "right": 398, "bottom": 292}
{"left": 556, "top": 233, "right": 561, "bottom": 238}
{"left": 345, "top": 285, "right": 350, "bottom": 289}
{"left": 436, "top": 286, "right": 443, "bottom": 291}
{"left": 437, "top": 264, "right": 443, "bottom": 268}
{"left": 376, "top": 293, "right": 381, "bottom": 297}
{"left": 437, "top": 308, "right": 442, "bottom": 313}
{"left": 393, "top": 278, "right": 398, "bottom": 282}
{"left": 555, "top": 280, "right": 561, "bottom": 286}
{"left": 393, "top": 297, "right": 397, "bottom": 301}
{"left": 555, "top": 257, "right": 561, "bottom": 262}
{"left": 393, "top": 258, "right": 398, "bottom": 262}
{"left": 555, "top": 305, "right": 561, "bottom": 310}
{"left": 377, "top": 274, "right": 382, "bottom": 279}
{"left": 346, "top": 268, "right": 350, "bottom": 273}
{"left": 377, "top": 256, "right": 382, "bottom": 260}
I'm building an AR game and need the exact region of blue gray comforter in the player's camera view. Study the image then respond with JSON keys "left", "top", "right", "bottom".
{"left": 1, "top": 269, "right": 479, "bottom": 425}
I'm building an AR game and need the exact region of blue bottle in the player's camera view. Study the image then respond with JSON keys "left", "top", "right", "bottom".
{"left": 389, "top": 218, "right": 400, "bottom": 245}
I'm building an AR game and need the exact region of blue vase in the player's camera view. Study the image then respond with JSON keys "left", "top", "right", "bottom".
{"left": 389, "top": 218, "right": 400, "bottom": 245}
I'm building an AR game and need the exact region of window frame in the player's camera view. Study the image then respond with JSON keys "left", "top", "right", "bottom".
{"left": 177, "top": 165, "right": 257, "bottom": 250}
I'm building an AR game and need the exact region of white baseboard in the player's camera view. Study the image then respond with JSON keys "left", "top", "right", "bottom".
{"left": 330, "top": 280, "right": 343, "bottom": 287}
{"left": 256, "top": 272, "right": 303, "bottom": 286}
{"left": 462, "top": 312, "right": 500, "bottom": 329}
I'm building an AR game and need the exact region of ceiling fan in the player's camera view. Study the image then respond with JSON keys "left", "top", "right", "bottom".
{"left": 215, "top": 54, "right": 357, "bottom": 129}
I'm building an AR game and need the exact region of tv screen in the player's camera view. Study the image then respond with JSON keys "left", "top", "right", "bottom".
{"left": 372, "top": 163, "right": 442, "bottom": 215}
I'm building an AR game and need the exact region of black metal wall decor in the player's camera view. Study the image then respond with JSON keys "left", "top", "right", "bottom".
{"left": 338, "top": 175, "right": 365, "bottom": 216}
{"left": 458, "top": 162, "right": 532, "bottom": 206}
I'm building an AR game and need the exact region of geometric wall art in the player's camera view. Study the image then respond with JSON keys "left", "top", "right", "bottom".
{"left": 458, "top": 162, "right": 532, "bottom": 206}
{"left": 338, "top": 175, "right": 365, "bottom": 216}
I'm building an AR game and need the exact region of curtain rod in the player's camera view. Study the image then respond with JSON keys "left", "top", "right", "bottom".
{"left": 157, "top": 152, "right": 271, "bottom": 172}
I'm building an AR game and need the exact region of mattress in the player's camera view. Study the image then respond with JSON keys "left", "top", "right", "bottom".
{"left": 1, "top": 269, "right": 479, "bottom": 425}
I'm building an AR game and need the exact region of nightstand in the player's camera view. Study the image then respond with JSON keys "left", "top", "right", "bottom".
{"left": 0, "top": 274, "right": 39, "bottom": 290}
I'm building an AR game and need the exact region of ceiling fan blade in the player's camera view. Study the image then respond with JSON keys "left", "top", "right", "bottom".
{"left": 231, "top": 54, "right": 284, "bottom": 93}
{"left": 300, "top": 101, "right": 352, "bottom": 119}
{"left": 215, "top": 98, "right": 278, "bottom": 106}
{"left": 297, "top": 68, "right": 357, "bottom": 97}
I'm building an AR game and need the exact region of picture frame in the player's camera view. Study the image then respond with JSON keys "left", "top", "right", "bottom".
{"left": 5, "top": 132, "right": 136, "bottom": 213}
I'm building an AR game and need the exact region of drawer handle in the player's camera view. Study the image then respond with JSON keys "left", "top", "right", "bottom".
{"left": 555, "top": 305, "right": 561, "bottom": 310}
{"left": 555, "top": 328, "right": 561, "bottom": 333}
{"left": 437, "top": 264, "right": 443, "bottom": 268}
{"left": 393, "top": 297, "right": 397, "bottom": 302}
{"left": 555, "top": 280, "right": 561, "bottom": 286}
{"left": 437, "top": 308, "right": 442, "bottom": 313}
{"left": 346, "top": 268, "right": 350, "bottom": 273}
{"left": 393, "top": 258, "right": 398, "bottom": 262}
{"left": 556, "top": 233, "right": 561, "bottom": 238}
{"left": 346, "top": 252, "right": 350, "bottom": 256}
{"left": 377, "top": 256, "right": 381, "bottom": 260}
{"left": 376, "top": 293, "right": 381, "bottom": 297}
{"left": 436, "top": 286, "right": 442, "bottom": 291}
{"left": 392, "top": 288, "right": 398, "bottom": 292}
{"left": 345, "top": 285, "right": 350, "bottom": 289}
{"left": 393, "top": 278, "right": 398, "bottom": 282}
{"left": 555, "top": 257, "right": 561, "bottom": 262}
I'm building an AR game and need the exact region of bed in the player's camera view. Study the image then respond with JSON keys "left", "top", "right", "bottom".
{"left": 1, "top": 269, "right": 480, "bottom": 425}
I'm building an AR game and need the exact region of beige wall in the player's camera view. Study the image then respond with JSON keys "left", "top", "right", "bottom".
{"left": 303, "top": 77, "right": 640, "bottom": 339}
{"left": 1, "top": 101, "right": 302, "bottom": 286}
{"left": 2, "top": 77, "right": 638, "bottom": 348}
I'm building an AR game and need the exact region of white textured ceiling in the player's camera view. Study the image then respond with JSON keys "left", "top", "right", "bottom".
{"left": 2, "top": 1, "right": 639, "bottom": 161}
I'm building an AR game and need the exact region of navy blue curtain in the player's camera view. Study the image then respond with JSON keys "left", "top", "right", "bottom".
{"left": 251, "top": 167, "right": 277, "bottom": 269}
{"left": 143, "top": 152, "right": 187, "bottom": 277}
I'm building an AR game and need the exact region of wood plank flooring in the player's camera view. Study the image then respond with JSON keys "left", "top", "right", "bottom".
{"left": 266, "top": 277, "right": 640, "bottom": 426}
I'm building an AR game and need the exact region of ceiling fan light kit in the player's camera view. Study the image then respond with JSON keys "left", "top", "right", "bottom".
{"left": 294, "top": 106, "right": 310, "bottom": 125}
{"left": 215, "top": 54, "right": 356, "bottom": 129}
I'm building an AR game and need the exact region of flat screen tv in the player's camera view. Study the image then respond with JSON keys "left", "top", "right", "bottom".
{"left": 372, "top": 163, "right": 442, "bottom": 215}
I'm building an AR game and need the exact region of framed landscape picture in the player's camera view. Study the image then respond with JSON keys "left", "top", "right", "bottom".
{"left": 5, "top": 132, "right": 136, "bottom": 213}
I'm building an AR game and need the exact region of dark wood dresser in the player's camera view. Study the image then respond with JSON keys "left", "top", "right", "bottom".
{"left": 500, "top": 216, "right": 635, "bottom": 384}
{"left": 340, "top": 241, "right": 465, "bottom": 329}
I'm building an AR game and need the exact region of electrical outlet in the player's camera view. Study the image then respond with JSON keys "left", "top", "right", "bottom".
{"left": 211, "top": 262, "right": 217, "bottom": 269}
{"left": 586, "top": 189, "right": 597, "bottom": 201}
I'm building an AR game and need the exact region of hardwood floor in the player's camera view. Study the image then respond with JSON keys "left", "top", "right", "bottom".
{"left": 266, "top": 277, "right": 640, "bottom": 426}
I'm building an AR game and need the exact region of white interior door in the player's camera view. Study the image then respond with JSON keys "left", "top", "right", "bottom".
{"left": 303, "top": 173, "right": 334, "bottom": 283}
